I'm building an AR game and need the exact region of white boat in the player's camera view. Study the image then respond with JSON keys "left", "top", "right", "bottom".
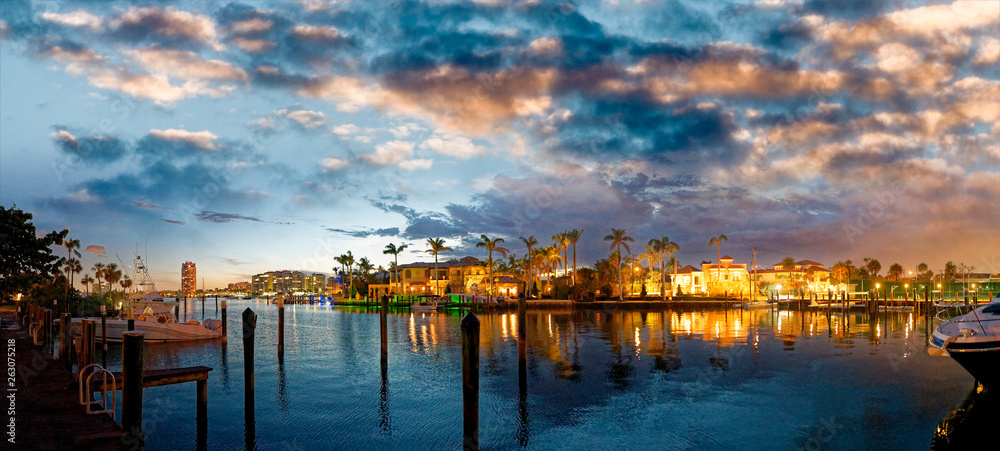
{"left": 73, "top": 255, "right": 221, "bottom": 343}
{"left": 410, "top": 296, "right": 443, "bottom": 312}
{"left": 929, "top": 295, "right": 1000, "bottom": 388}
{"left": 73, "top": 298, "right": 222, "bottom": 342}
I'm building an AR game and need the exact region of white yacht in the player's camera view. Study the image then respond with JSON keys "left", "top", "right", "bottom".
{"left": 929, "top": 294, "right": 1000, "bottom": 388}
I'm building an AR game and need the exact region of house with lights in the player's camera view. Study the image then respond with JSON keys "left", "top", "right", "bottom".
{"left": 367, "top": 256, "right": 522, "bottom": 298}
{"left": 749, "top": 260, "right": 833, "bottom": 295}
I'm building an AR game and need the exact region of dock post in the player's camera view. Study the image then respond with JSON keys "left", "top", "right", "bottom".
{"left": 101, "top": 305, "right": 108, "bottom": 368}
{"left": 128, "top": 319, "right": 135, "bottom": 331}
{"left": 461, "top": 313, "right": 480, "bottom": 451}
{"left": 122, "top": 332, "right": 145, "bottom": 447}
{"left": 175, "top": 303, "right": 180, "bottom": 323}
{"left": 243, "top": 308, "right": 257, "bottom": 451}
{"left": 221, "top": 301, "right": 228, "bottom": 342}
{"left": 380, "top": 295, "right": 388, "bottom": 362}
{"left": 197, "top": 378, "right": 208, "bottom": 450}
{"left": 79, "top": 320, "right": 95, "bottom": 369}
{"left": 278, "top": 299, "right": 285, "bottom": 362}
{"left": 59, "top": 313, "right": 72, "bottom": 371}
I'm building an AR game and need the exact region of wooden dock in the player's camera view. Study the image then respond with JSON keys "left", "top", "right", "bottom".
{"left": 3, "top": 311, "right": 123, "bottom": 450}
{"left": 3, "top": 309, "right": 213, "bottom": 450}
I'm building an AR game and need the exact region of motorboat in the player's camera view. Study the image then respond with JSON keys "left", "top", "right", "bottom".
{"left": 72, "top": 255, "right": 221, "bottom": 343}
{"left": 410, "top": 296, "right": 444, "bottom": 313}
{"left": 929, "top": 295, "right": 1000, "bottom": 388}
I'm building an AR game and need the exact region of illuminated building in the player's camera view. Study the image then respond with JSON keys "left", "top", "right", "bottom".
{"left": 181, "top": 261, "right": 197, "bottom": 298}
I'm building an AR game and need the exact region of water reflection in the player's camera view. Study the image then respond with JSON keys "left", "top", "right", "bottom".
{"left": 136, "top": 301, "right": 968, "bottom": 450}
{"left": 932, "top": 382, "right": 998, "bottom": 450}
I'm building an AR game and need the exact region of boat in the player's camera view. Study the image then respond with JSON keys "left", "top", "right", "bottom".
{"left": 72, "top": 255, "right": 222, "bottom": 343}
{"left": 929, "top": 295, "right": 1000, "bottom": 388}
{"left": 410, "top": 296, "right": 444, "bottom": 313}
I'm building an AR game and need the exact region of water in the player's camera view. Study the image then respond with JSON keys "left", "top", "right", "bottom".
{"left": 98, "top": 299, "right": 980, "bottom": 450}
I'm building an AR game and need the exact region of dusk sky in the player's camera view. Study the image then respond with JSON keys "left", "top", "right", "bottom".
{"left": 1, "top": 0, "right": 997, "bottom": 290}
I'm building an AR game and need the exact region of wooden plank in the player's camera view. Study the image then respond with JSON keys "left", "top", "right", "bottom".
{"left": 89, "top": 366, "right": 212, "bottom": 391}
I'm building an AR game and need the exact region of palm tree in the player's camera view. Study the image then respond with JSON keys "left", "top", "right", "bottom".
{"left": 666, "top": 240, "right": 679, "bottom": 299}
{"left": 120, "top": 275, "right": 132, "bottom": 293}
{"left": 645, "top": 242, "right": 662, "bottom": 297}
{"left": 551, "top": 232, "right": 568, "bottom": 279}
{"left": 708, "top": 234, "right": 728, "bottom": 290}
{"left": 63, "top": 238, "right": 81, "bottom": 297}
{"left": 104, "top": 263, "right": 122, "bottom": 294}
{"left": 383, "top": 243, "right": 409, "bottom": 297}
{"left": 542, "top": 246, "right": 562, "bottom": 295}
{"left": 887, "top": 263, "right": 903, "bottom": 281}
{"left": 92, "top": 263, "right": 106, "bottom": 293}
{"left": 67, "top": 258, "right": 82, "bottom": 291}
{"left": 343, "top": 251, "right": 356, "bottom": 297}
{"left": 476, "top": 235, "right": 509, "bottom": 300}
{"left": 358, "top": 257, "right": 375, "bottom": 282}
{"left": 603, "top": 228, "right": 633, "bottom": 302}
{"left": 520, "top": 236, "right": 538, "bottom": 298}
{"left": 425, "top": 238, "right": 453, "bottom": 295}
{"left": 565, "top": 229, "right": 584, "bottom": 286}
{"left": 82, "top": 274, "right": 94, "bottom": 295}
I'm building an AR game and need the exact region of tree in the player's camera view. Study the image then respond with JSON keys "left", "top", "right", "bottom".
{"left": 863, "top": 257, "right": 881, "bottom": 279}
{"left": 519, "top": 236, "right": 538, "bottom": 299}
{"left": 104, "top": 263, "right": 122, "bottom": 294}
{"left": 831, "top": 260, "right": 852, "bottom": 285}
{"left": 120, "top": 275, "right": 132, "bottom": 293}
{"left": 425, "top": 238, "right": 453, "bottom": 296}
{"left": 708, "top": 234, "right": 728, "bottom": 287}
{"left": 565, "top": 229, "right": 584, "bottom": 286}
{"left": 383, "top": 243, "right": 409, "bottom": 297}
{"left": 343, "top": 251, "right": 355, "bottom": 297}
{"left": 781, "top": 257, "right": 796, "bottom": 271}
{"left": 63, "top": 238, "right": 81, "bottom": 298}
{"left": 0, "top": 206, "right": 68, "bottom": 304}
{"left": 476, "top": 235, "right": 509, "bottom": 300}
{"left": 944, "top": 261, "right": 957, "bottom": 282}
{"left": 648, "top": 238, "right": 667, "bottom": 301}
{"left": 92, "top": 263, "right": 106, "bottom": 292}
{"left": 603, "top": 228, "right": 633, "bottom": 302}
{"left": 551, "top": 232, "right": 568, "bottom": 280}
{"left": 887, "top": 263, "right": 903, "bottom": 281}
{"left": 917, "top": 262, "right": 929, "bottom": 281}
{"left": 82, "top": 274, "right": 94, "bottom": 295}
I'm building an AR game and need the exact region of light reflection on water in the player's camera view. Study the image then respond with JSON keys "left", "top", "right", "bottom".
{"left": 99, "top": 299, "right": 979, "bottom": 450}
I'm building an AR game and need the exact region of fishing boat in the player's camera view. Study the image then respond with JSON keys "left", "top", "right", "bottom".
{"left": 73, "top": 255, "right": 222, "bottom": 343}
{"left": 929, "top": 295, "right": 1000, "bottom": 388}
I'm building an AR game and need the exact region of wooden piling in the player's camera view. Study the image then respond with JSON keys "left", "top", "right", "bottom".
{"left": 101, "top": 305, "right": 108, "bottom": 368}
{"left": 59, "top": 313, "right": 72, "bottom": 372}
{"left": 278, "top": 299, "right": 285, "bottom": 362}
{"left": 122, "top": 332, "right": 145, "bottom": 447}
{"left": 197, "top": 378, "right": 208, "bottom": 450}
{"left": 79, "top": 320, "right": 95, "bottom": 369}
{"left": 221, "top": 301, "right": 227, "bottom": 342}
{"left": 243, "top": 308, "right": 257, "bottom": 451}
{"left": 461, "top": 313, "right": 480, "bottom": 451}
{"left": 380, "top": 295, "right": 388, "bottom": 361}
{"left": 128, "top": 319, "right": 135, "bottom": 331}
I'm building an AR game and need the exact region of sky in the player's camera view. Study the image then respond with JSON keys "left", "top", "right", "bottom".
{"left": 1, "top": 0, "right": 998, "bottom": 290}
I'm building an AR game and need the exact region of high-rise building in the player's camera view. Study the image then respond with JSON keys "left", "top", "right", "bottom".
{"left": 181, "top": 262, "right": 197, "bottom": 298}
{"left": 251, "top": 270, "right": 327, "bottom": 295}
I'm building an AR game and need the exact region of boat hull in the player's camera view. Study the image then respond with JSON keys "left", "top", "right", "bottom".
{"left": 947, "top": 346, "right": 1000, "bottom": 389}
{"left": 72, "top": 318, "right": 220, "bottom": 343}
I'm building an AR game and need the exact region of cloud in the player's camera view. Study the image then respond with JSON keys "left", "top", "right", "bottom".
{"left": 148, "top": 129, "right": 219, "bottom": 150}
{"left": 83, "top": 245, "right": 106, "bottom": 256}
{"left": 320, "top": 157, "right": 349, "bottom": 171}
{"left": 326, "top": 227, "right": 401, "bottom": 238}
{"left": 194, "top": 211, "right": 263, "bottom": 223}
{"left": 231, "top": 37, "right": 276, "bottom": 52}
{"left": 125, "top": 47, "right": 248, "bottom": 81}
{"left": 114, "top": 7, "right": 224, "bottom": 50}
{"left": 358, "top": 140, "right": 415, "bottom": 166}
{"left": 231, "top": 17, "right": 273, "bottom": 34}
{"left": 282, "top": 109, "right": 327, "bottom": 128}
{"left": 331, "top": 124, "right": 360, "bottom": 135}
{"left": 161, "top": 219, "right": 185, "bottom": 225}
{"left": 291, "top": 24, "right": 343, "bottom": 41}
{"left": 42, "top": 10, "right": 103, "bottom": 30}
{"left": 420, "top": 134, "right": 488, "bottom": 159}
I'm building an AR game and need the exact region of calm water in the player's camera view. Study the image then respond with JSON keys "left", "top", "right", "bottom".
{"left": 97, "top": 299, "right": 980, "bottom": 450}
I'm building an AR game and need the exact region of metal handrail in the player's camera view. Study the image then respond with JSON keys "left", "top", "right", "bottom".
{"left": 77, "top": 363, "right": 117, "bottom": 416}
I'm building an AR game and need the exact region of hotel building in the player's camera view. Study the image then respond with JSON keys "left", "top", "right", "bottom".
{"left": 181, "top": 261, "right": 197, "bottom": 298}
{"left": 251, "top": 270, "right": 327, "bottom": 295}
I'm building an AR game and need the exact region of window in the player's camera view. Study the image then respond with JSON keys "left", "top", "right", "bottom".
{"left": 405, "top": 270, "right": 411, "bottom": 279}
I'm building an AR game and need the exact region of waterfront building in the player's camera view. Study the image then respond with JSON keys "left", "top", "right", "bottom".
{"left": 181, "top": 262, "right": 197, "bottom": 298}
{"left": 702, "top": 255, "right": 749, "bottom": 295}
{"left": 750, "top": 260, "right": 833, "bottom": 295}
{"left": 673, "top": 265, "right": 705, "bottom": 295}
{"left": 368, "top": 256, "right": 522, "bottom": 298}
{"left": 251, "top": 270, "right": 327, "bottom": 295}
